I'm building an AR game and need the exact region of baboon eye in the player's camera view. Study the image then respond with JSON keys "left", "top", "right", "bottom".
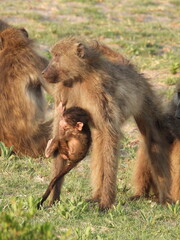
{"left": 54, "top": 53, "right": 60, "bottom": 57}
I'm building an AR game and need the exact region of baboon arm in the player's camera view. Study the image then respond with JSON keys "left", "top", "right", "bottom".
{"left": 45, "top": 138, "right": 59, "bottom": 158}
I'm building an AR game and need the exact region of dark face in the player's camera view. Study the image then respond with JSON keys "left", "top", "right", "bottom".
{"left": 42, "top": 55, "right": 60, "bottom": 83}
{"left": 42, "top": 38, "right": 90, "bottom": 85}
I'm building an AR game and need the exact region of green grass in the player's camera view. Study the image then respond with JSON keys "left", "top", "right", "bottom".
{"left": 1, "top": 139, "right": 179, "bottom": 240}
{"left": 0, "top": 0, "right": 180, "bottom": 239}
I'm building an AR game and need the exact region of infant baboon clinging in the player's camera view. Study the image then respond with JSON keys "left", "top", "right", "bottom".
{"left": 0, "top": 27, "right": 52, "bottom": 157}
{"left": 45, "top": 104, "right": 91, "bottom": 161}
{"left": 37, "top": 105, "right": 91, "bottom": 208}
{"left": 42, "top": 37, "right": 171, "bottom": 210}
{"left": 132, "top": 83, "right": 180, "bottom": 202}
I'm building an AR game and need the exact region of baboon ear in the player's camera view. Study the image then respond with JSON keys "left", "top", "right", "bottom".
{"left": 77, "top": 43, "right": 85, "bottom": 58}
{"left": 91, "top": 40, "right": 99, "bottom": 49}
{"left": 76, "top": 122, "right": 84, "bottom": 131}
{"left": 0, "top": 37, "right": 4, "bottom": 50}
{"left": 19, "top": 28, "right": 29, "bottom": 38}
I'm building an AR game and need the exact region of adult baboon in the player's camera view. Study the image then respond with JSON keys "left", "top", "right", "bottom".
{"left": 90, "top": 44, "right": 180, "bottom": 203}
{"left": 132, "top": 83, "right": 180, "bottom": 202}
{"left": 0, "top": 19, "right": 54, "bottom": 94}
{"left": 0, "top": 27, "right": 52, "bottom": 157}
{"left": 42, "top": 37, "right": 171, "bottom": 210}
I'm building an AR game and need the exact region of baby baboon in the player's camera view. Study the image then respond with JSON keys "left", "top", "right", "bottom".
{"left": 0, "top": 27, "right": 52, "bottom": 157}
{"left": 37, "top": 105, "right": 91, "bottom": 208}
{"left": 131, "top": 84, "right": 180, "bottom": 202}
{"left": 42, "top": 37, "right": 171, "bottom": 210}
{"left": 45, "top": 104, "right": 91, "bottom": 160}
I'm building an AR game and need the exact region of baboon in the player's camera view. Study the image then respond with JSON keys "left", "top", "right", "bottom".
{"left": 0, "top": 20, "right": 48, "bottom": 68}
{"left": 42, "top": 37, "right": 171, "bottom": 210}
{"left": 45, "top": 104, "right": 91, "bottom": 160}
{"left": 131, "top": 83, "right": 180, "bottom": 202}
{"left": 91, "top": 44, "right": 180, "bottom": 203}
{"left": 37, "top": 105, "right": 91, "bottom": 208}
{"left": 0, "top": 27, "right": 52, "bottom": 157}
{"left": 0, "top": 19, "right": 54, "bottom": 95}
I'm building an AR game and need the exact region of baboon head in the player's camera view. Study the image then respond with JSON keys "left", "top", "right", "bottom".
{"left": 42, "top": 37, "right": 101, "bottom": 86}
{"left": 0, "top": 27, "right": 29, "bottom": 50}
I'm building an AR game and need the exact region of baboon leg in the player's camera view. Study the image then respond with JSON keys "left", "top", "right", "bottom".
{"left": 171, "top": 140, "right": 180, "bottom": 201}
{"left": 91, "top": 128, "right": 120, "bottom": 210}
{"left": 131, "top": 141, "right": 151, "bottom": 200}
{"left": 135, "top": 116, "right": 171, "bottom": 203}
{"left": 49, "top": 155, "right": 66, "bottom": 205}
{"left": 37, "top": 161, "right": 77, "bottom": 208}
{"left": 90, "top": 130, "right": 104, "bottom": 203}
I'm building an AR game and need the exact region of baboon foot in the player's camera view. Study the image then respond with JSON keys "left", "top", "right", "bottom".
{"left": 48, "top": 198, "right": 60, "bottom": 207}
{"left": 98, "top": 202, "right": 113, "bottom": 212}
{"left": 157, "top": 197, "right": 175, "bottom": 205}
{"left": 37, "top": 201, "right": 43, "bottom": 210}
{"left": 85, "top": 197, "right": 100, "bottom": 203}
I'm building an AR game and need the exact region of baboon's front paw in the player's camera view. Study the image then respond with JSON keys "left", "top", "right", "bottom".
{"left": 158, "top": 197, "right": 175, "bottom": 205}
{"left": 98, "top": 202, "right": 113, "bottom": 212}
{"left": 85, "top": 197, "right": 100, "bottom": 203}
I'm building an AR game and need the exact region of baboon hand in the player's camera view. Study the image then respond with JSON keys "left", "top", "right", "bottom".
{"left": 45, "top": 138, "right": 53, "bottom": 157}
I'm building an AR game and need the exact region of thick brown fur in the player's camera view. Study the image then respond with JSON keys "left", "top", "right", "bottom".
{"left": 170, "top": 140, "right": 180, "bottom": 201}
{"left": 42, "top": 37, "right": 171, "bottom": 210}
{"left": 45, "top": 106, "right": 91, "bottom": 161}
{"left": 0, "top": 19, "right": 10, "bottom": 32}
{"left": 93, "top": 44, "right": 180, "bottom": 203}
{"left": 132, "top": 83, "right": 180, "bottom": 202}
{"left": 0, "top": 27, "right": 52, "bottom": 157}
{"left": 0, "top": 19, "right": 54, "bottom": 95}
{"left": 38, "top": 107, "right": 91, "bottom": 208}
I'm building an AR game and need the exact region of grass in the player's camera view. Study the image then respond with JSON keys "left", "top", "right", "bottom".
{"left": 0, "top": 0, "right": 180, "bottom": 239}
